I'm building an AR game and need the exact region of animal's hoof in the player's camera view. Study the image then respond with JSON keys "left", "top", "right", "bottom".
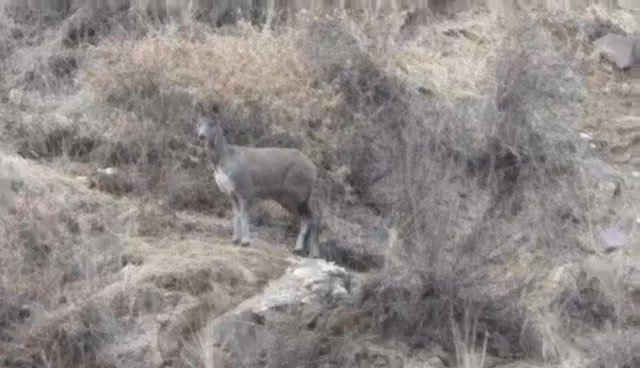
{"left": 232, "top": 238, "right": 241, "bottom": 245}
{"left": 240, "top": 239, "right": 252, "bottom": 247}
{"left": 309, "top": 246, "right": 320, "bottom": 259}
{"left": 292, "top": 246, "right": 307, "bottom": 256}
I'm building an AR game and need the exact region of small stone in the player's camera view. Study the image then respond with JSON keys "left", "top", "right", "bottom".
{"left": 620, "top": 83, "right": 631, "bottom": 95}
{"left": 594, "top": 34, "right": 640, "bottom": 70}
{"left": 324, "top": 307, "right": 360, "bottom": 335}
{"left": 156, "top": 314, "right": 170, "bottom": 326}
{"left": 599, "top": 226, "right": 627, "bottom": 251}
{"left": 100, "top": 167, "right": 118, "bottom": 176}
{"left": 580, "top": 132, "right": 593, "bottom": 140}
{"left": 89, "top": 167, "right": 132, "bottom": 196}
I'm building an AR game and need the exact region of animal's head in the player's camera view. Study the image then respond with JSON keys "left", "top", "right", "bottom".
{"left": 196, "top": 117, "right": 220, "bottom": 144}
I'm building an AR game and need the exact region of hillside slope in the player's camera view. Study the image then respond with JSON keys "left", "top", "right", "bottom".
{"left": 0, "top": 4, "right": 639, "bottom": 368}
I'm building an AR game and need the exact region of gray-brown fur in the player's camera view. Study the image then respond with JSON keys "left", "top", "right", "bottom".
{"left": 196, "top": 117, "right": 320, "bottom": 257}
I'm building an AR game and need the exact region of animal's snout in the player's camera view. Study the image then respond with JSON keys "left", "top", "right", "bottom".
{"left": 197, "top": 132, "right": 206, "bottom": 141}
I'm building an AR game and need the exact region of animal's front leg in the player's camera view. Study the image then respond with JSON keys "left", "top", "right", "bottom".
{"left": 294, "top": 217, "right": 311, "bottom": 254}
{"left": 231, "top": 196, "right": 241, "bottom": 245}
{"left": 308, "top": 219, "right": 320, "bottom": 259}
{"left": 238, "top": 197, "right": 252, "bottom": 247}
{"left": 309, "top": 233, "right": 320, "bottom": 258}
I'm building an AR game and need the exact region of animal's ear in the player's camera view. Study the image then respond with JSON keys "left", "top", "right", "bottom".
{"left": 194, "top": 101, "right": 220, "bottom": 119}
{"left": 206, "top": 118, "right": 219, "bottom": 134}
{"left": 194, "top": 101, "right": 205, "bottom": 116}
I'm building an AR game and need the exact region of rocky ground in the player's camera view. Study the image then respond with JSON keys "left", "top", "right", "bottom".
{"left": 0, "top": 5, "right": 639, "bottom": 368}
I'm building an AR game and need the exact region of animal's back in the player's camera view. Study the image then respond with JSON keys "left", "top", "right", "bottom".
{"left": 236, "top": 146, "right": 317, "bottom": 200}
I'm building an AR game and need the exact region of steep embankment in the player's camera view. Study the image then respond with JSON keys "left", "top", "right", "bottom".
{"left": 0, "top": 151, "right": 294, "bottom": 366}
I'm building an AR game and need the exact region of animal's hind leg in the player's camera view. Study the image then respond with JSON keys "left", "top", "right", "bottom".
{"left": 294, "top": 216, "right": 312, "bottom": 254}
{"left": 293, "top": 200, "right": 313, "bottom": 255}
{"left": 238, "top": 197, "right": 253, "bottom": 247}
{"left": 231, "top": 195, "right": 241, "bottom": 245}
{"left": 308, "top": 215, "right": 320, "bottom": 259}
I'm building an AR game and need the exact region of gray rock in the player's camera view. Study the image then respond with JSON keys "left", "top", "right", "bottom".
{"left": 203, "top": 258, "right": 353, "bottom": 365}
{"left": 89, "top": 167, "right": 132, "bottom": 196}
{"left": 583, "top": 157, "right": 625, "bottom": 199}
{"left": 599, "top": 225, "right": 627, "bottom": 252}
{"left": 354, "top": 345, "right": 403, "bottom": 368}
{"left": 594, "top": 34, "right": 640, "bottom": 70}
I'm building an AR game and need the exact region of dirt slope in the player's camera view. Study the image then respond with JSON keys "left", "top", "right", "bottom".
{"left": 0, "top": 152, "right": 292, "bottom": 367}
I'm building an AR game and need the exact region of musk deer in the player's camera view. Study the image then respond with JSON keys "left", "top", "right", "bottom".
{"left": 196, "top": 117, "right": 320, "bottom": 257}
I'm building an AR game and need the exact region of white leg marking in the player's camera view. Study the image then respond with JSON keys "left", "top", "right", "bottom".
{"left": 214, "top": 169, "right": 236, "bottom": 195}
{"left": 231, "top": 197, "right": 241, "bottom": 244}
{"left": 239, "top": 198, "right": 252, "bottom": 247}
{"left": 294, "top": 217, "right": 311, "bottom": 253}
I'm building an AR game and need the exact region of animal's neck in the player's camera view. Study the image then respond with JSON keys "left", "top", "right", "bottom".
{"left": 208, "top": 134, "right": 230, "bottom": 166}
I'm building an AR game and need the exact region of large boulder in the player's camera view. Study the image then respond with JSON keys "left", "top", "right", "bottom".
{"left": 594, "top": 34, "right": 640, "bottom": 70}
{"left": 200, "top": 258, "right": 354, "bottom": 367}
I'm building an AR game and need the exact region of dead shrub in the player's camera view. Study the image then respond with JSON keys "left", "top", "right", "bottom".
{"left": 359, "top": 272, "right": 542, "bottom": 360}
{"left": 5, "top": 45, "right": 81, "bottom": 95}
{"left": 554, "top": 271, "right": 618, "bottom": 330}
{"left": 0, "top": 296, "right": 31, "bottom": 343}
{"left": 88, "top": 167, "right": 136, "bottom": 197}
{"left": 15, "top": 122, "right": 98, "bottom": 162}
{"left": 0, "top": 175, "right": 128, "bottom": 365}
{"left": 19, "top": 303, "right": 120, "bottom": 368}
{"left": 163, "top": 168, "right": 229, "bottom": 213}
{"left": 134, "top": 202, "right": 180, "bottom": 237}
{"left": 61, "top": 5, "right": 166, "bottom": 48}
{"left": 304, "top": 13, "right": 404, "bottom": 200}
{"left": 0, "top": 176, "right": 125, "bottom": 310}
{"left": 349, "top": 17, "right": 598, "bottom": 362}
{"left": 182, "top": 306, "right": 340, "bottom": 368}
{"left": 83, "top": 24, "right": 333, "bottom": 138}
{"left": 398, "top": 18, "right": 590, "bottom": 280}
{"left": 318, "top": 239, "right": 384, "bottom": 272}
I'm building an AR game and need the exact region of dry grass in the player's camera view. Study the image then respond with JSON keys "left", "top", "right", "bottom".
{"left": 0, "top": 153, "right": 292, "bottom": 367}
{"left": 390, "top": 13, "right": 503, "bottom": 99}
{"left": 347, "top": 13, "right": 625, "bottom": 366}
{"left": 0, "top": 155, "right": 129, "bottom": 367}
{"left": 0, "top": 4, "right": 637, "bottom": 368}
{"left": 451, "top": 307, "right": 489, "bottom": 368}
{"left": 84, "top": 22, "right": 336, "bottom": 138}
{"left": 0, "top": 156, "right": 125, "bottom": 308}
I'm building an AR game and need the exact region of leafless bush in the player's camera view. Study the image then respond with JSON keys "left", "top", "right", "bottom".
{"left": 359, "top": 272, "right": 542, "bottom": 360}
{"left": 352, "top": 17, "right": 598, "bottom": 362}
{"left": 0, "top": 158, "right": 128, "bottom": 366}
{"left": 12, "top": 303, "right": 121, "bottom": 368}
{"left": 546, "top": 254, "right": 636, "bottom": 368}
{"left": 181, "top": 307, "right": 337, "bottom": 368}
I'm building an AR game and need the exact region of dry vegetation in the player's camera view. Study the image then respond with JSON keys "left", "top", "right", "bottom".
{"left": 0, "top": 3, "right": 638, "bottom": 368}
